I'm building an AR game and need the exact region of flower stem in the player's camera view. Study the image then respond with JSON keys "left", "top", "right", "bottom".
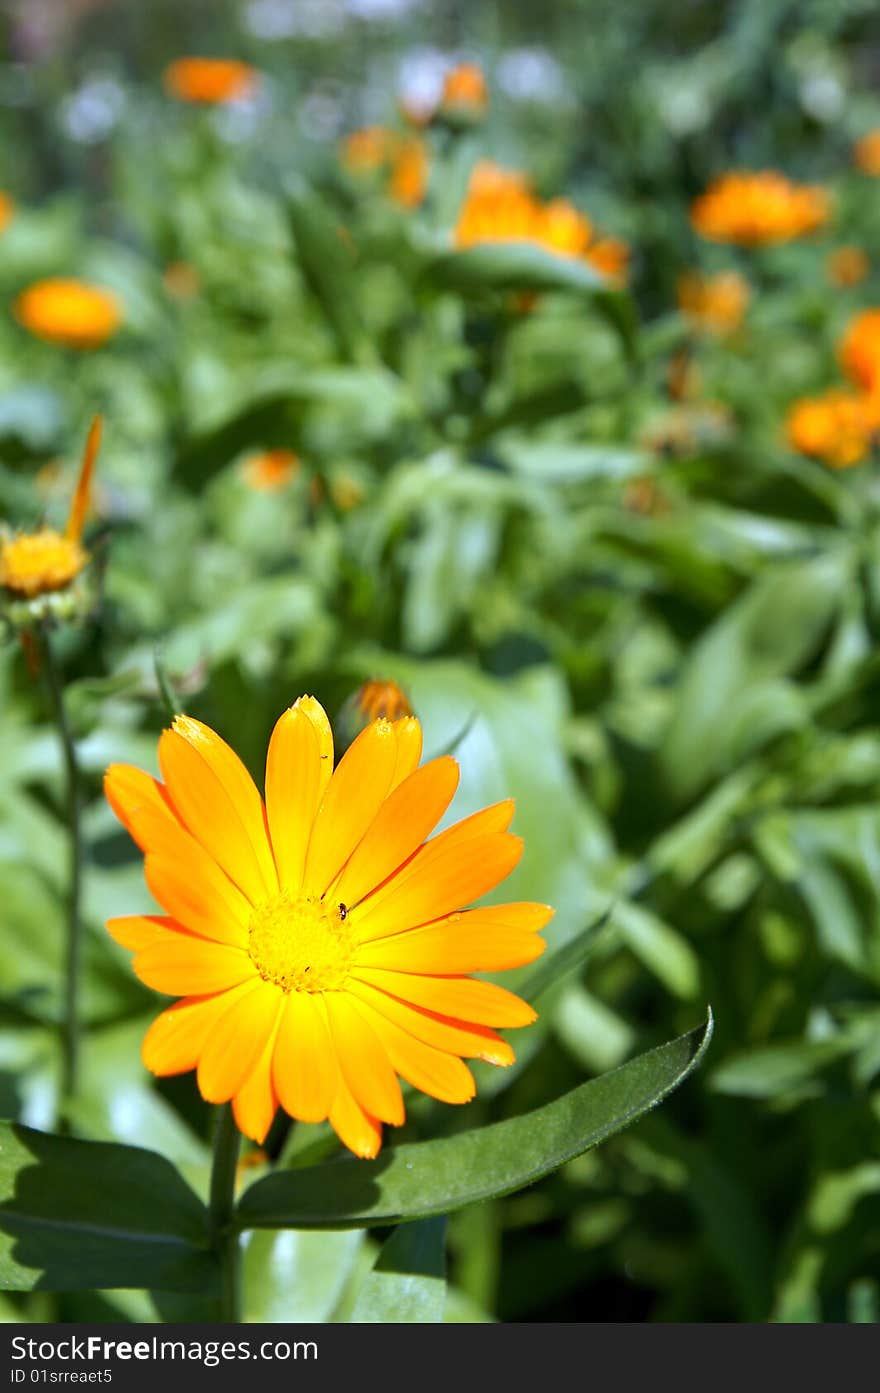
{"left": 38, "top": 620, "right": 84, "bottom": 1121}
{"left": 209, "top": 1104, "right": 243, "bottom": 1322}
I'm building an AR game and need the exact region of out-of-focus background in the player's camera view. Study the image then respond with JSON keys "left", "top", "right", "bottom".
{"left": 2, "top": 0, "right": 880, "bottom": 1323}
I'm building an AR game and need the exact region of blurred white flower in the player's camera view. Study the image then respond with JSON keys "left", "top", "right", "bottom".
{"left": 799, "top": 72, "right": 844, "bottom": 123}
{"left": 59, "top": 76, "right": 125, "bottom": 144}
{"left": 396, "top": 46, "right": 447, "bottom": 122}
{"left": 245, "top": 0, "right": 346, "bottom": 39}
{"left": 496, "top": 48, "right": 564, "bottom": 104}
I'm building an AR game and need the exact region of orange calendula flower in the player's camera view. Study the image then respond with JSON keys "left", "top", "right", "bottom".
{"left": 14, "top": 278, "right": 121, "bottom": 350}
{"left": 786, "top": 388, "right": 880, "bottom": 469}
{"left": 854, "top": 131, "right": 880, "bottom": 176}
{"left": 388, "top": 136, "right": 429, "bottom": 209}
{"left": 839, "top": 308, "right": 880, "bottom": 393}
{"left": 164, "top": 58, "right": 258, "bottom": 105}
{"left": 827, "top": 246, "right": 869, "bottom": 288}
{"left": 441, "top": 62, "right": 488, "bottom": 118}
{"left": 677, "top": 269, "right": 750, "bottom": 336}
{"left": 356, "top": 679, "right": 413, "bottom": 724}
{"left": 105, "top": 702, "right": 550, "bottom": 1157}
{"left": 0, "top": 417, "right": 102, "bottom": 598}
{"left": 454, "top": 161, "right": 629, "bottom": 284}
{"left": 241, "top": 449, "right": 300, "bottom": 493}
{"left": 341, "top": 127, "right": 429, "bottom": 208}
{"left": 690, "top": 171, "right": 829, "bottom": 246}
{"left": 0, "top": 192, "right": 15, "bottom": 235}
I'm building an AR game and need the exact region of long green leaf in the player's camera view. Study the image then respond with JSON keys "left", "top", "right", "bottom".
{"left": 235, "top": 1012, "right": 713, "bottom": 1232}
{"left": 0, "top": 1123, "right": 213, "bottom": 1292}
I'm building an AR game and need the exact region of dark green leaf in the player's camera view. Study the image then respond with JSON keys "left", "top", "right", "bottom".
{"left": 350, "top": 1218, "right": 446, "bottom": 1322}
{"left": 425, "top": 241, "right": 608, "bottom": 295}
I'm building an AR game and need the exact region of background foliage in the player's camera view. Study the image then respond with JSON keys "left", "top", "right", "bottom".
{"left": 1, "top": 0, "right": 880, "bottom": 1323}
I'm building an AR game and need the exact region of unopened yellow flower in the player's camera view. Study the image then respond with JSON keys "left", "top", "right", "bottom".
{"left": 840, "top": 309, "right": 880, "bottom": 393}
{"left": 441, "top": 63, "right": 488, "bottom": 117}
{"left": 0, "top": 193, "right": 15, "bottom": 235}
{"left": 454, "top": 162, "right": 629, "bottom": 284}
{"left": 14, "top": 278, "right": 121, "bottom": 350}
{"left": 827, "top": 246, "right": 869, "bottom": 288}
{"left": 854, "top": 131, "right": 880, "bottom": 176}
{"left": 388, "top": 136, "right": 428, "bottom": 208}
{"left": 356, "top": 679, "right": 413, "bottom": 724}
{"left": 241, "top": 450, "right": 300, "bottom": 493}
{"left": 690, "top": 171, "right": 829, "bottom": 246}
{"left": 677, "top": 270, "right": 750, "bottom": 335}
{"left": 105, "top": 702, "right": 550, "bottom": 1156}
{"left": 786, "top": 388, "right": 879, "bottom": 469}
{"left": 164, "top": 58, "right": 258, "bottom": 105}
{"left": 0, "top": 417, "right": 102, "bottom": 597}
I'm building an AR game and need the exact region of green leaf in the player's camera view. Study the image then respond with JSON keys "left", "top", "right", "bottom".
{"left": 235, "top": 1012, "right": 713, "bottom": 1231}
{"left": 350, "top": 1218, "right": 446, "bottom": 1323}
{"left": 425, "top": 241, "right": 608, "bottom": 295}
{"left": 286, "top": 178, "right": 372, "bottom": 363}
{"left": 243, "top": 1229, "right": 363, "bottom": 1322}
{"left": 497, "top": 437, "right": 650, "bottom": 484}
{"left": 0, "top": 1123, "right": 213, "bottom": 1292}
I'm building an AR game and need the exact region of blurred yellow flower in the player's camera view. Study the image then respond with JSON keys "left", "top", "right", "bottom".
{"left": 827, "top": 246, "right": 869, "bottom": 288}
{"left": 388, "top": 136, "right": 428, "bottom": 208}
{"left": 690, "top": 171, "right": 829, "bottom": 246}
{"left": 340, "top": 127, "right": 428, "bottom": 208}
{"left": 105, "top": 701, "right": 549, "bottom": 1155}
{"left": 677, "top": 270, "right": 750, "bottom": 335}
{"left": 853, "top": 131, "right": 880, "bottom": 176}
{"left": 0, "top": 192, "right": 15, "bottom": 235}
{"left": 454, "top": 161, "right": 629, "bottom": 283}
{"left": 441, "top": 62, "right": 488, "bottom": 117}
{"left": 840, "top": 309, "right": 880, "bottom": 393}
{"left": 340, "top": 125, "right": 397, "bottom": 173}
{"left": 0, "top": 418, "right": 102, "bottom": 598}
{"left": 241, "top": 450, "right": 300, "bottom": 493}
{"left": 164, "top": 58, "right": 258, "bottom": 105}
{"left": 786, "top": 388, "right": 879, "bottom": 469}
{"left": 14, "top": 278, "right": 122, "bottom": 350}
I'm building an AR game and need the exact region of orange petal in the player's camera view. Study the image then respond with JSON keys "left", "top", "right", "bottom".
{"left": 355, "top": 996, "right": 476, "bottom": 1104}
{"left": 65, "top": 414, "right": 101, "bottom": 543}
{"left": 302, "top": 719, "right": 399, "bottom": 897}
{"left": 104, "top": 765, "right": 179, "bottom": 850}
{"left": 293, "top": 695, "right": 334, "bottom": 802}
{"left": 389, "top": 716, "right": 423, "bottom": 790}
{"left": 347, "top": 978, "right": 515, "bottom": 1065}
{"left": 145, "top": 853, "right": 251, "bottom": 947}
{"left": 159, "top": 718, "right": 276, "bottom": 904}
{"left": 324, "top": 992, "right": 404, "bottom": 1125}
{"left": 197, "top": 980, "right": 281, "bottom": 1103}
{"left": 328, "top": 1073, "right": 383, "bottom": 1158}
{"left": 264, "top": 706, "right": 322, "bottom": 894}
{"left": 129, "top": 805, "right": 251, "bottom": 947}
{"left": 142, "top": 985, "right": 252, "bottom": 1075}
{"left": 354, "top": 915, "right": 546, "bottom": 973}
{"left": 351, "top": 832, "right": 523, "bottom": 943}
{"left": 232, "top": 1004, "right": 283, "bottom": 1143}
{"left": 133, "top": 936, "right": 255, "bottom": 996}
{"left": 106, "top": 913, "right": 184, "bottom": 951}
{"left": 352, "top": 967, "right": 536, "bottom": 1027}
{"left": 271, "top": 991, "right": 338, "bottom": 1123}
{"left": 333, "top": 756, "right": 460, "bottom": 909}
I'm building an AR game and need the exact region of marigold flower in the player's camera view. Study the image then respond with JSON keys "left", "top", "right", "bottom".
{"left": 440, "top": 63, "right": 488, "bottom": 119}
{"left": 388, "top": 136, "right": 429, "bottom": 208}
{"left": 14, "top": 278, "right": 122, "bottom": 350}
{"left": 164, "top": 58, "right": 258, "bottom": 105}
{"left": 827, "top": 246, "right": 869, "bottom": 288}
{"left": 341, "top": 128, "right": 428, "bottom": 208}
{"left": 454, "top": 162, "right": 629, "bottom": 284}
{"left": 105, "top": 702, "right": 550, "bottom": 1157}
{"left": 241, "top": 450, "right": 300, "bottom": 493}
{"left": 786, "top": 388, "right": 880, "bottom": 469}
{"left": 854, "top": 131, "right": 880, "bottom": 176}
{"left": 677, "top": 270, "right": 750, "bottom": 336}
{"left": 0, "top": 417, "right": 102, "bottom": 600}
{"left": 356, "top": 679, "right": 413, "bottom": 724}
{"left": 0, "top": 192, "right": 15, "bottom": 235}
{"left": 690, "top": 171, "right": 829, "bottom": 246}
{"left": 839, "top": 308, "right": 880, "bottom": 393}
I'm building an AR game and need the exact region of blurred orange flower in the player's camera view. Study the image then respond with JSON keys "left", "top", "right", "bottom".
{"left": 356, "top": 679, "right": 414, "bottom": 724}
{"left": 840, "top": 309, "right": 880, "bottom": 393}
{"left": 340, "top": 128, "right": 428, "bottom": 208}
{"left": 678, "top": 270, "right": 750, "bottom": 335}
{"left": 454, "top": 161, "right": 629, "bottom": 284}
{"left": 241, "top": 450, "right": 300, "bottom": 492}
{"left": 340, "top": 126, "right": 397, "bottom": 173}
{"left": 690, "top": 171, "right": 829, "bottom": 246}
{"left": 853, "top": 131, "right": 880, "bottom": 176}
{"left": 786, "top": 388, "right": 880, "bottom": 469}
{"left": 0, "top": 193, "right": 15, "bottom": 235}
{"left": 441, "top": 62, "right": 488, "bottom": 118}
{"left": 388, "top": 136, "right": 429, "bottom": 208}
{"left": 827, "top": 246, "right": 869, "bottom": 288}
{"left": 14, "top": 278, "right": 122, "bottom": 350}
{"left": 164, "top": 58, "right": 258, "bottom": 105}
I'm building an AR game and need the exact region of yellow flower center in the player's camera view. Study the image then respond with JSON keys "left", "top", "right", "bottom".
{"left": 0, "top": 529, "right": 88, "bottom": 597}
{"left": 248, "top": 893, "right": 352, "bottom": 993}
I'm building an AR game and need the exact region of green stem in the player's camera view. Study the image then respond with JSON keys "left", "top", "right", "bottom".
{"left": 209, "top": 1104, "right": 243, "bottom": 1322}
{"left": 153, "top": 647, "right": 181, "bottom": 722}
{"left": 38, "top": 621, "right": 84, "bottom": 1121}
